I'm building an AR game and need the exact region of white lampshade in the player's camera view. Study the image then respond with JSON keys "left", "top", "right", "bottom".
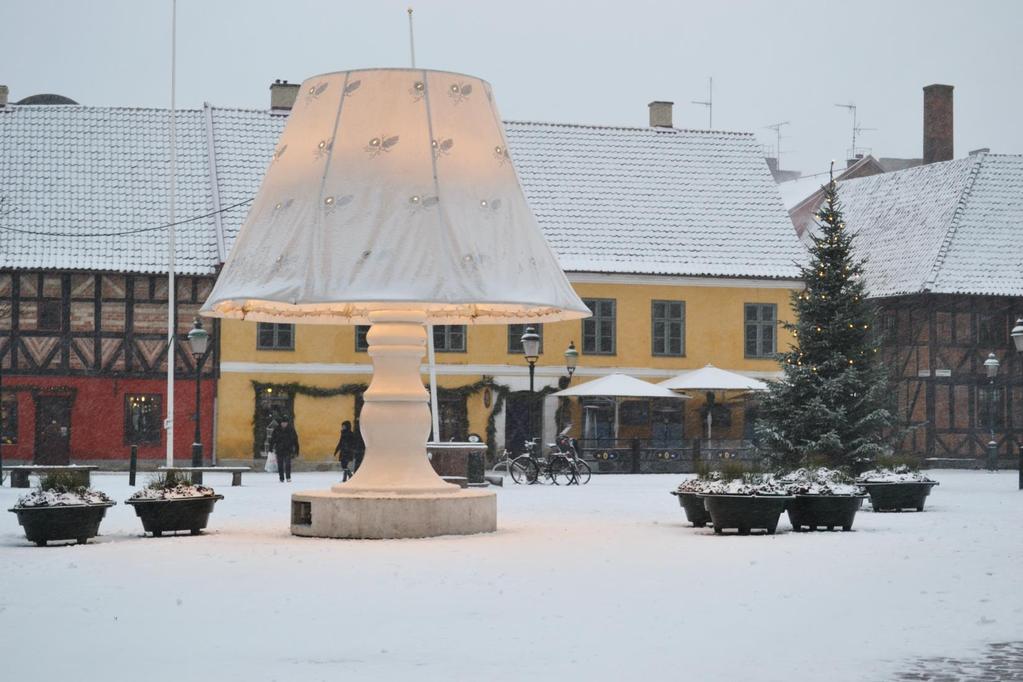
{"left": 201, "top": 68, "right": 588, "bottom": 325}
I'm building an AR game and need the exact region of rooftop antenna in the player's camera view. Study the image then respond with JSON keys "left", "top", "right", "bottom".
{"left": 765, "top": 121, "right": 790, "bottom": 167}
{"left": 834, "top": 103, "right": 876, "bottom": 159}
{"left": 692, "top": 77, "right": 713, "bottom": 129}
{"left": 407, "top": 6, "right": 416, "bottom": 68}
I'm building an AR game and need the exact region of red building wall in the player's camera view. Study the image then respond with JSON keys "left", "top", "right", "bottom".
{"left": 1, "top": 375, "right": 216, "bottom": 462}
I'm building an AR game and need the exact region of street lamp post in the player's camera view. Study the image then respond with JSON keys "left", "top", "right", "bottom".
{"left": 520, "top": 326, "right": 540, "bottom": 443}
{"left": 187, "top": 318, "right": 210, "bottom": 468}
{"left": 564, "top": 341, "right": 578, "bottom": 384}
{"left": 983, "top": 352, "right": 1000, "bottom": 472}
{"left": 1011, "top": 318, "right": 1023, "bottom": 489}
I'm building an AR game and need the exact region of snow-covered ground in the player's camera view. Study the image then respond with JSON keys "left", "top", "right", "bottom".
{"left": 1, "top": 470, "right": 1021, "bottom": 681}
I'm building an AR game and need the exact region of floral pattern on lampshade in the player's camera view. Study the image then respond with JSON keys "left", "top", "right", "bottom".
{"left": 322, "top": 194, "right": 354, "bottom": 215}
{"left": 409, "top": 80, "right": 426, "bottom": 102}
{"left": 315, "top": 138, "right": 334, "bottom": 159}
{"left": 408, "top": 195, "right": 439, "bottom": 213}
{"left": 305, "top": 81, "right": 329, "bottom": 104}
{"left": 448, "top": 82, "right": 473, "bottom": 103}
{"left": 365, "top": 135, "right": 400, "bottom": 157}
{"left": 432, "top": 138, "right": 454, "bottom": 159}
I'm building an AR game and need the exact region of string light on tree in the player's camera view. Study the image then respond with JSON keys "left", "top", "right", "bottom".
{"left": 755, "top": 163, "right": 899, "bottom": 470}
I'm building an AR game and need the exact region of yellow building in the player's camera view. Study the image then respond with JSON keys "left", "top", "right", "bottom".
{"left": 213, "top": 105, "right": 806, "bottom": 470}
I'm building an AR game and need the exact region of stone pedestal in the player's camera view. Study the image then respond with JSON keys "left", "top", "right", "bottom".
{"left": 290, "top": 488, "right": 496, "bottom": 539}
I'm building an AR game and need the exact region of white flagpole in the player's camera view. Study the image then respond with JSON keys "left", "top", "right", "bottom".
{"left": 165, "top": 0, "right": 177, "bottom": 467}
{"left": 408, "top": 7, "right": 440, "bottom": 443}
{"left": 427, "top": 325, "right": 440, "bottom": 442}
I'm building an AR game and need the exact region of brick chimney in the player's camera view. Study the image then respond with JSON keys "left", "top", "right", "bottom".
{"left": 270, "top": 79, "right": 299, "bottom": 112}
{"left": 648, "top": 101, "right": 673, "bottom": 128}
{"left": 923, "top": 84, "right": 953, "bottom": 164}
{"left": 0, "top": 85, "right": 8, "bottom": 108}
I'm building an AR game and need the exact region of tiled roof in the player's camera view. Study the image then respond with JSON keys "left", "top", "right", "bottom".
{"left": 0, "top": 105, "right": 223, "bottom": 275}
{"left": 505, "top": 121, "right": 803, "bottom": 278}
{"left": 830, "top": 152, "right": 1023, "bottom": 298}
{"left": 1, "top": 105, "right": 803, "bottom": 279}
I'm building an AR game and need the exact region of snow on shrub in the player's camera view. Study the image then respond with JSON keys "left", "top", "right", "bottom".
{"left": 675, "top": 472, "right": 722, "bottom": 494}
{"left": 128, "top": 471, "right": 217, "bottom": 501}
{"left": 779, "top": 467, "right": 865, "bottom": 496}
{"left": 16, "top": 472, "right": 112, "bottom": 507}
{"left": 701, "top": 477, "right": 790, "bottom": 496}
{"left": 857, "top": 465, "right": 935, "bottom": 484}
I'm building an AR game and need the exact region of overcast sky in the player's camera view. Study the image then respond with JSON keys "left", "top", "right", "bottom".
{"left": 4, "top": 0, "right": 1021, "bottom": 176}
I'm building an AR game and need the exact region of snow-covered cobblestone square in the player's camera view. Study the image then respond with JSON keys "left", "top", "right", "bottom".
{"left": 2, "top": 470, "right": 1021, "bottom": 681}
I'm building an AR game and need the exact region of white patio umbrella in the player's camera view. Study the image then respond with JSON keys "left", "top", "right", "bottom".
{"left": 658, "top": 364, "right": 768, "bottom": 439}
{"left": 555, "top": 373, "right": 688, "bottom": 439}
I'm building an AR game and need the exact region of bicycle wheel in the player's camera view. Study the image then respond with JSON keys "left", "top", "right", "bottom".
{"left": 551, "top": 457, "right": 574, "bottom": 486}
{"left": 510, "top": 456, "right": 538, "bottom": 484}
{"left": 573, "top": 460, "right": 592, "bottom": 485}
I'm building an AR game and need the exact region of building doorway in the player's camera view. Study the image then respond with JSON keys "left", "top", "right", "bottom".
{"left": 34, "top": 395, "right": 72, "bottom": 464}
{"left": 504, "top": 391, "right": 543, "bottom": 455}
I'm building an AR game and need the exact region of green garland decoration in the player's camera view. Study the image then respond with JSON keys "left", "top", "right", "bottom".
{"left": 249, "top": 376, "right": 561, "bottom": 457}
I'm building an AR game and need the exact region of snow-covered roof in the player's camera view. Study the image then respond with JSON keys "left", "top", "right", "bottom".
{"left": 829, "top": 152, "right": 1023, "bottom": 298}
{"left": 0, "top": 104, "right": 803, "bottom": 279}
{"left": 0, "top": 104, "right": 285, "bottom": 275}
{"left": 505, "top": 121, "right": 804, "bottom": 279}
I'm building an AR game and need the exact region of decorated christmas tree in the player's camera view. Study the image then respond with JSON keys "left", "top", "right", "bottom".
{"left": 756, "top": 170, "right": 899, "bottom": 471}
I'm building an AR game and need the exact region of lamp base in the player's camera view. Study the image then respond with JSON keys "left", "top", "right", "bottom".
{"left": 290, "top": 489, "right": 496, "bottom": 539}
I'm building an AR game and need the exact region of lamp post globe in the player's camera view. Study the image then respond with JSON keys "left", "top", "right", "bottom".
{"left": 564, "top": 340, "right": 578, "bottom": 381}
{"left": 1012, "top": 320, "right": 1023, "bottom": 489}
{"left": 520, "top": 326, "right": 540, "bottom": 392}
{"left": 1012, "top": 319, "right": 1023, "bottom": 353}
{"left": 984, "top": 352, "right": 999, "bottom": 378}
{"left": 187, "top": 318, "right": 210, "bottom": 467}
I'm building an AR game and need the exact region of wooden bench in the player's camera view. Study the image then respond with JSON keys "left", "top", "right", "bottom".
{"left": 5, "top": 465, "right": 99, "bottom": 489}
{"left": 157, "top": 466, "right": 250, "bottom": 486}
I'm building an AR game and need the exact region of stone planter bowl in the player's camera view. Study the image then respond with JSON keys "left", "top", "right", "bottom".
{"left": 860, "top": 481, "right": 938, "bottom": 512}
{"left": 126, "top": 495, "right": 224, "bottom": 537}
{"left": 670, "top": 490, "right": 712, "bottom": 527}
{"left": 787, "top": 494, "right": 866, "bottom": 531}
{"left": 697, "top": 494, "right": 793, "bottom": 535}
{"left": 8, "top": 502, "right": 116, "bottom": 546}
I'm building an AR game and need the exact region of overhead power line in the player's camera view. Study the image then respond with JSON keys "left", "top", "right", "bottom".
{"left": 0, "top": 197, "right": 253, "bottom": 238}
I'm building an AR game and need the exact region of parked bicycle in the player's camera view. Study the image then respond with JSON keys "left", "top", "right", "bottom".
{"left": 508, "top": 427, "right": 591, "bottom": 485}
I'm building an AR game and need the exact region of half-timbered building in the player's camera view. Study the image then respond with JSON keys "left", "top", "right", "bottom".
{"left": 798, "top": 152, "right": 1023, "bottom": 464}
{"left": 0, "top": 95, "right": 284, "bottom": 462}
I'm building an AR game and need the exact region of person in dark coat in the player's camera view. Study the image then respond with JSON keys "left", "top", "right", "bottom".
{"left": 334, "top": 420, "right": 358, "bottom": 481}
{"left": 270, "top": 415, "right": 299, "bottom": 482}
{"left": 352, "top": 418, "right": 366, "bottom": 472}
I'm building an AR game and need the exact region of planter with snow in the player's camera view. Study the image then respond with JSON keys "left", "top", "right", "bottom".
{"left": 669, "top": 475, "right": 721, "bottom": 527}
{"left": 857, "top": 467, "right": 938, "bottom": 512}
{"left": 697, "top": 478, "right": 792, "bottom": 535}
{"left": 8, "top": 478, "right": 115, "bottom": 546}
{"left": 126, "top": 473, "right": 223, "bottom": 537}
{"left": 781, "top": 468, "right": 867, "bottom": 532}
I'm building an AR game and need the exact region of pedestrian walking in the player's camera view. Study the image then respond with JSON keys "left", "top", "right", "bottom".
{"left": 270, "top": 415, "right": 299, "bottom": 482}
{"left": 334, "top": 420, "right": 358, "bottom": 481}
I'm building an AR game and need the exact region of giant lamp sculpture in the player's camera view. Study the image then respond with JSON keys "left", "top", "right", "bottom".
{"left": 201, "top": 69, "right": 589, "bottom": 538}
